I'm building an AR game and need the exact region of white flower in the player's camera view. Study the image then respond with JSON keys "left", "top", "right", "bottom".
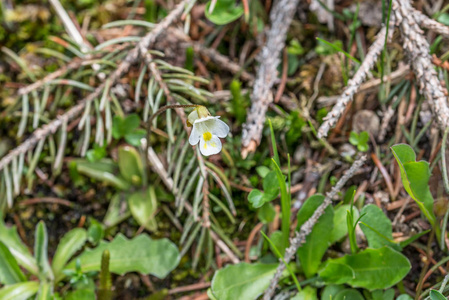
{"left": 188, "top": 115, "right": 230, "bottom": 156}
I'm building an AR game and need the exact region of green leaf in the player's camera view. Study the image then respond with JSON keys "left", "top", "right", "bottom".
{"left": 371, "top": 289, "right": 394, "bottom": 300}
{"left": 321, "top": 285, "right": 345, "bottom": 300}
{"left": 0, "top": 220, "right": 38, "bottom": 275}
{"left": 52, "top": 228, "right": 87, "bottom": 281}
{"left": 87, "top": 219, "right": 104, "bottom": 245}
{"left": 0, "top": 281, "right": 39, "bottom": 300}
{"left": 263, "top": 171, "right": 280, "bottom": 196}
{"left": 248, "top": 190, "right": 264, "bottom": 208}
{"left": 396, "top": 295, "right": 413, "bottom": 300}
{"left": 66, "top": 234, "right": 179, "bottom": 278}
{"left": 271, "top": 159, "right": 290, "bottom": 255}
{"left": 76, "top": 162, "right": 130, "bottom": 190}
{"left": 65, "top": 289, "right": 96, "bottom": 300}
{"left": 297, "top": 195, "right": 333, "bottom": 278}
{"left": 256, "top": 166, "right": 271, "bottom": 178}
{"left": 319, "top": 246, "right": 411, "bottom": 290}
{"left": 291, "top": 286, "right": 317, "bottom": 300}
{"left": 124, "top": 129, "right": 146, "bottom": 146}
{"left": 205, "top": 0, "right": 244, "bottom": 25}
{"left": 118, "top": 146, "right": 144, "bottom": 186}
{"left": 399, "top": 230, "right": 430, "bottom": 248}
{"left": 86, "top": 145, "right": 106, "bottom": 162}
{"left": 34, "top": 221, "right": 53, "bottom": 280}
{"left": 349, "top": 131, "right": 359, "bottom": 145}
{"left": 258, "top": 203, "right": 276, "bottom": 224}
{"left": 359, "top": 204, "right": 397, "bottom": 249}
{"left": 268, "top": 231, "right": 283, "bottom": 257}
{"left": 0, "top": 241, "right": 26, "bottom": 284}
{"left": 35, "top": 282, "right": 53, "bottom": 300}
{"left": 330, "top": 205, "right": 358, "bottom": 244}
{"left": 430, "top": 290, "right": 447, "bottom": 300}
{"left": 357, "top": 143, "right": 369, "bottom": 152}
{"left": 437, "top": 13, "right": 449, "bottom": 26}
{"left": 211, "top": 263, "right": 278, "bottom": 300}
{"left": 334, "top": 289, "right": 364, "bottom": 300}
{"left": 113, "top": 114, "right": 141, "bottom": 139}
{"left": 358, "top": 131, "right": 369, "bottom": 143}
{"left": 103, "top": 194, "right": 130, "bottom": 227}
{"left": 391, "top": 144, "right": 436, "bottom": 226}
{"left": 129, "top": 187, "right": 158, "bottom": 231}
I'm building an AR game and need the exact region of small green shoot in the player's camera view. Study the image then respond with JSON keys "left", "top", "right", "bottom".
{"left": 349, "top": 131, "right": 369, "bottom": 152}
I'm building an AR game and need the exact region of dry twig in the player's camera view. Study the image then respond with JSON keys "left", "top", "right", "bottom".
{"left": 393, "top": 0, "right": 449, "bottom": 131}
{"left": 241, "top": 0, "right": 300, "bottom": 158}
{"left": 263, "top": 156, "right": 367, "bottom": 299}
{"left": 317, "top": 23, "right": 394, "bottom": 138}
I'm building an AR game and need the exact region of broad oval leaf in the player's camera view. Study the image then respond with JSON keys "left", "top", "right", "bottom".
{"left": 321, "top": 285, "right": 345, "bottom": 300}
{"left": 129, "top": 188, "right": 158, "bottom": 231}
{"left": 319, "top": 246, "right": 411, "bottom": 290}
{"left": 297, "top": 194, "right": 334, "bottom": 278}
{"left": 391, "top": 144, "right": 436, "bottom": 226}
{"left": 52, "top": 228, "right": 87, "bottom": 281}
{"left": 0, "top": 281, "right": 39, "bottom": 300}
{"left": 118, "top": 146, "right": 144, "bottom": 186}
{"left": 66, "top": 234, "right": 179, "bottom": 278}
{"left": 0, "top": 241, "right": 26, "bottom": 284}
{"left": 430, "top": 290, "right": 447, "bottom": 300}
{"left": 359, "top": 204, "right": 398, "bottom": 250}
{"left": 211, "top": 263, "right": 278, "bottom": 300}
{"left": 205, "top": 0, "right": 244, "bottom": 25}
{"left": 334, "top": 289, "right": 364, "bottom": 300}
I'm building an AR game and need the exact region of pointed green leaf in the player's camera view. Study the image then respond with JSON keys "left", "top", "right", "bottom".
{"left": 330, "top": 205, "right": 358, "bottom": 244}
{"left": 0, "top": 220, "right": 38, "bottom": 275}
{"left": 430, "top": 290, "right": 447, "bottom": 300}
{"left": 129, "top": 188, "right": 158, "bottom": 231}
{"left": 34, "top": 221, "right": 53, "bottom": 281}
{"left": 297, "top": 195, "right": 333, "bottom": 278}
{"left": 359, "top": 204, "right": 398, "bottom": 249}
{"left": 35, "top": 282, "right": 53, "bottom": 300}
{"left": 52, "top": 228, "right": 87, "bottom": 281}
{"left": 0, "top": 241, "right": 26, "bottom": 284}
{"left": 0, "top": 281, "right": 39, "bottom": 300}
{"left": 391, "top": 144, "right": 436, "bottom": 226}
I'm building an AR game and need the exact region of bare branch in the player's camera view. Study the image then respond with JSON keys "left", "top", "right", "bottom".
{"left": 263, "top": 156, "right": 367, "bottom": 299}
{"left": 241, "top": 0, "right": 300, "bottom": 158}
{"left": 317, "top": 23, "right": 394, "bottom": 139}
{"left": 414, "top": 9, "right": 449, "bottom": 39}
{"left": 393, "top": 0, "right": 449, "bottom": 131}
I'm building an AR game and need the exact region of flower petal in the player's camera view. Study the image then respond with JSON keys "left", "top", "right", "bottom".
{"left": 189, "top": 125, "right": 200, "bottom": 145}
{"left": 210, "top": 118, "right": 230, "bottom": 138}
{"left": 199, "top": 135, "right": 222, "bottom": 156}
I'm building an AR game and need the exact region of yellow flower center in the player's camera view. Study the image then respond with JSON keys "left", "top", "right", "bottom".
{"left": 203, "top": 132, "right": 212, "bottom": 142}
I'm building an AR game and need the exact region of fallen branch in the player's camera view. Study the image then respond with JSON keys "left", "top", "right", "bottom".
{"left": 263, "top": 155, "right": 367, "bottom": 299}
{"left": 241, "top": 0, "right": 301, "bottom": 158}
